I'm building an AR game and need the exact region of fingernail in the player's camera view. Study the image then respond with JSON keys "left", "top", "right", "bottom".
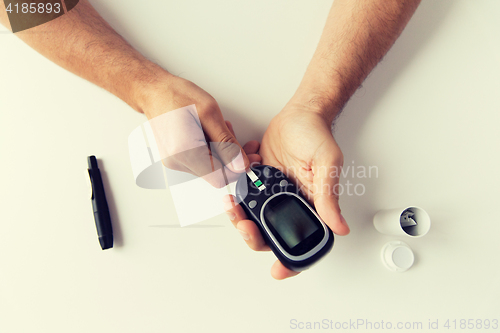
{"left": 227, "top": 212, "right": 236, "bottom": 221}
{"left": 238, "top": 229, "right": 250, "bottom": 240}
{"left": 231, "top": 152, "right": 246, "bottom": 171}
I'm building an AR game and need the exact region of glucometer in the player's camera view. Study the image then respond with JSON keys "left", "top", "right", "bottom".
{"left": 235, "top": 165, "right": 334, "bottom": 271}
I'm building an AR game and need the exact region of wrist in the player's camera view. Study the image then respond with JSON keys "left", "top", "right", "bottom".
{"left": 128, "top": 62, "right": 174, "bottom": 114}
{"left": 288, "top": 83, "right": 343, "bottom": 125}
{"left": 291, "top": 51, "right": 367, "bottom": 125}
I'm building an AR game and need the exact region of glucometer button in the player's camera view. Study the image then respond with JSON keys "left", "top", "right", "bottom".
{"left": 264, "top": 167, "right": 272, "bottom": 178}
{"left": 279, "top": 180, "right": 288, "bottom": 187}
{"left": 249, "top": 200, "right": 257, "bottom": 209}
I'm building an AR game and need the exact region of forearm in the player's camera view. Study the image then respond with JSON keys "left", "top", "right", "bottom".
{"left": 294, "top": 0, "right": 421, "bottom": 123}
{"left": 0, "top": 0, "right": 166, "bottom": 113}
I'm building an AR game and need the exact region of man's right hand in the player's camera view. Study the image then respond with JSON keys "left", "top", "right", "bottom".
{"left": 140, "top": 74, "right": 255, "bottom": 187}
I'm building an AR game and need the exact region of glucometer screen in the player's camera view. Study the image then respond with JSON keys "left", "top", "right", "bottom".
{"left": 264, "top": 195, "right": 319, "bottom": 249}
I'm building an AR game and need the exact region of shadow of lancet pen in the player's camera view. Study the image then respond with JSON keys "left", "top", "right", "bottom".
{"left": 98, "top": 158, "right": 124, "bottom": 247}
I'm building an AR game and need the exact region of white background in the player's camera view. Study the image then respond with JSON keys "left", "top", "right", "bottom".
{"left": 1, "top": 1, "right": 499, "bottom": 332}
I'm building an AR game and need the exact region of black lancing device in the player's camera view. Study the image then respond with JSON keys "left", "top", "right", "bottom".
{"left": 87, "top": 156, "right": 113, "bottom": 250}
{"left": 235, "top": 165, "right": 334, "bottom": 271}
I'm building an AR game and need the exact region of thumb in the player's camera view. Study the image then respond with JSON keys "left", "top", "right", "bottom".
{"left": 203, "top": 118, "right": 249, "bottom": 173}
{"left": 312, "top": 145, "right": 350, "bottom": 236}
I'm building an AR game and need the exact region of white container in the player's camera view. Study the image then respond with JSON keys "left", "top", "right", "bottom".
{"left": 373, "top": 206, "right": 431, "bottom": 237}
{"left": 381, "top": 241, "right": 415, "bottom": 272}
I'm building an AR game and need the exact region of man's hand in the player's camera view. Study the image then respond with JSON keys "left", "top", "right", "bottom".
{"left": 1, "top": 0, "right": 253, "bottom": 186}
{"left": 141, "top": 74, "right": 252, "bottom": 187}
{"left": 224, "top": 98, "right": 349, "bottom": 280}
{"left": 260, "top": 102, "right": 350, "bottom": 237}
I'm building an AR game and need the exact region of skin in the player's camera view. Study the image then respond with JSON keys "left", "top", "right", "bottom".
{"left": 0, "top": 0, "right": 252, "bottom": 175}
{"left": 1, "top": 0, "right": 421, "bottom": 279}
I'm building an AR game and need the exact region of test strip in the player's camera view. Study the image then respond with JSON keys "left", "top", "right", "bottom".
{"left": 246, "top": 169, "right": 266, "bottom": 191}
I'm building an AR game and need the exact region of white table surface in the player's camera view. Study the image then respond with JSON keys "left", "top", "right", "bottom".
{"left": 1, "top": 1, "right": 499, "bottom": 332}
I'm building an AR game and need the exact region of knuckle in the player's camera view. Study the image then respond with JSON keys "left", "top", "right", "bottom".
{"left": 214, "top": 134, "right": 239, "bottom": 155}
{"left": 213, "top": 135, "right": 241, "bottom": 165}
{"left": 215, "top": 131, "right": 236, "bottom": 144}
{"left": 335, "top": 148, "right": 344, "bottom": 166}
{"left": 338, "top": 152, "right": 344, "bottom": 166}
{"left": 198, "top": 98, "right": 219, "bottom": 117}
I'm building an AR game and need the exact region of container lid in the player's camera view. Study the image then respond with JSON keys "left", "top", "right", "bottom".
{"left": 381, "top": 241, "right": 414, "bottom": 272}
